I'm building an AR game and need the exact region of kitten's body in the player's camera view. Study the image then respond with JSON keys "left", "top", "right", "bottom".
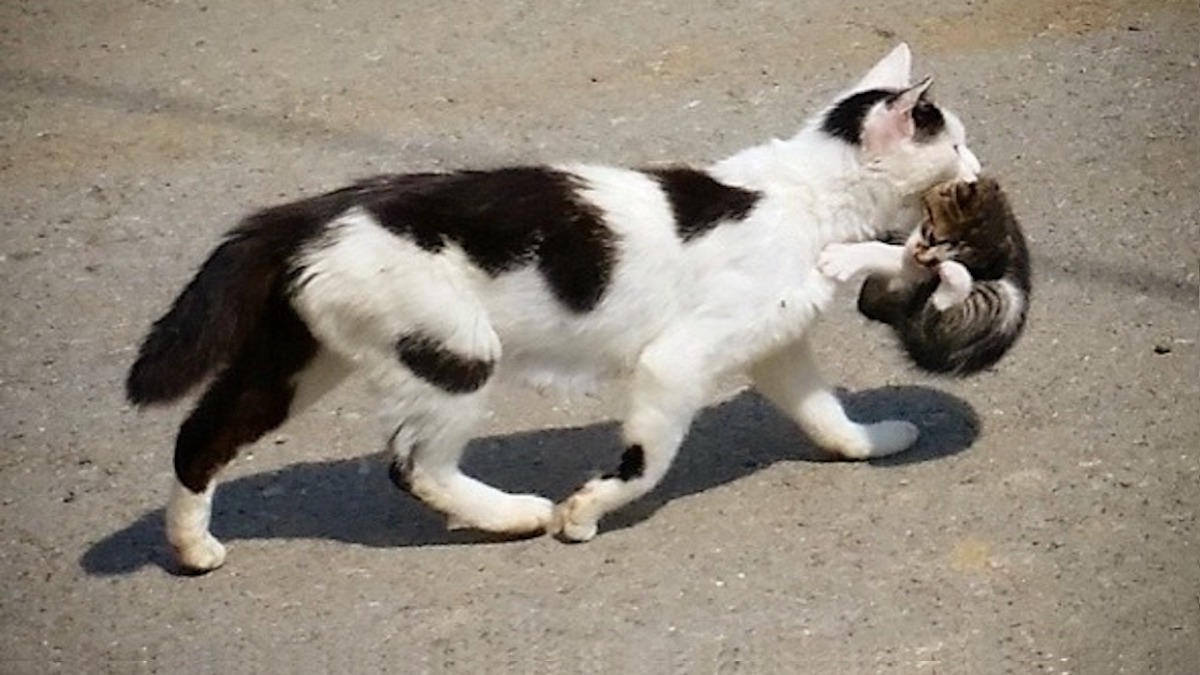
{"left": 821, "top": 177, "right": 1030, "bottom": 375}
{"left": 126, "top": 45, "right": 982, "bottom": 572}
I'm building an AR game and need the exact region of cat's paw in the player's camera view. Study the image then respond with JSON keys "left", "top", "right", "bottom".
{"left": 826, "top": 420, "right": 920, "bottom": 460}
{"left": 553, "top": 478, "right": 619, "bottom": 542}
{"left": 172, "top": 534, "right": 227, "bottom": 574}
{"left": 448, "top": 493, "right": 555, "bottom": 536}
{"left": 554, "top": 501, "right": 599, "bottom": 543}
{"left": 818, "top": 244, "right": 867, "bottom": 283}
{"left": 865, "top": 420, "right": 920, "bottom": 457}
{"left": 497, "top": 494, "right": 555, "bottom": 535}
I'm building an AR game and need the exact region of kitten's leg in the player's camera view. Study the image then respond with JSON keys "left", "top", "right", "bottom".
{"left": 555, "top": 341, "right": 708, "bottom": 542}
{"left": 930, "top": 260, "right": 973, "bottom": 311}
{"left": 750, "top": 338, "right": 918, "bottom": 460}
{"left": 167, "top": 349, "right": 343, "bottom": 573}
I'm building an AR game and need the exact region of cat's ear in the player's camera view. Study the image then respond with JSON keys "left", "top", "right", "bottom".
{"left": 853, "top": 43, "right": 912, "bottom": 91}
{"left": 861, "top": 76, "right": 934, "bottom": 157}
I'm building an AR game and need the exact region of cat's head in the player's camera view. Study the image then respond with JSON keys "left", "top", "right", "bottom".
{"left": 913, "top": 176, "right": 1008, "bottom": 266}
{"left": 820, "top": 44, "right": 980, "bottom": 192}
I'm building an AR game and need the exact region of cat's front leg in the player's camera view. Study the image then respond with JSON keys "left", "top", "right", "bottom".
{"left": 818, "top": 241, "right": 909, "bottom": 283}
{"left": 750, "top": 337, "right": 918, "bottom": 459}
{"left": 554, "top": 336, "right": 709, "bottom": 542}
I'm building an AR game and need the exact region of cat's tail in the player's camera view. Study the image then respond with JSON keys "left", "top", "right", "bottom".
{"left": 125, "top": 212, "right": 311, "bottom": 406}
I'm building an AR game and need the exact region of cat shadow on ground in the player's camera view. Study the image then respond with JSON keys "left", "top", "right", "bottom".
{"left": 81, "top": 385, "right": 978, "bottom": 576}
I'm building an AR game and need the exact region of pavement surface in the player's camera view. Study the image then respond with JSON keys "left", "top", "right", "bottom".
{"left": 2, "top": 0, "right": 1198, "bottom": 673}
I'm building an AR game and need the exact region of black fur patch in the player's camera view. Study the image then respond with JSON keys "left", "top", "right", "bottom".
{"left": 603, "top": 444, "right": 646, "bottom": 481}
{"left": 173, "top": 294, "right": 318, "bottom": 493}
{"left": 911, "top": 98, "right": 946, "bottom": 142}
{"left": 821, "top": 89, "right": 894, "bottom": 145}
{"left": 648, "top": 168, "right": 760, "bottom": 242}
{"left": 353, "top": 168, "right": 617, "bottom": 313}
{"left": 821, "top": 89, "right": 946, "bottom": 145}
{"left": 395, "top": 332, "right": 494, "bottom": 394}
{"left": 127, "top": 193, "right": 344, "bottom": 405}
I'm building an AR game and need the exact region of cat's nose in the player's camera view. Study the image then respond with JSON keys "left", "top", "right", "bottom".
{"left": 957, "top": 145, "right": 982, "bottom": 180}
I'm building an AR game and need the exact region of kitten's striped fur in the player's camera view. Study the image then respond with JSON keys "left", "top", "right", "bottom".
{"left": 854, "top": 177, "right": 1031, "bottom": 375}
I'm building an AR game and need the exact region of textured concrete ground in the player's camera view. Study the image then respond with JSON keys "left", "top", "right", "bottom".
{"left": 2, "top": 1, "right": 1197, "bottom": 673}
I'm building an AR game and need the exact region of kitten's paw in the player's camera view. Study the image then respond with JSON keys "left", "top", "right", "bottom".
{"left": 818, "top": 244, "right": 866, "bottom": 283}
{"left": 172, "top": 534, "right": 227, "bottom": 574}
{"left": 931, "top": 261, "right": 972, "bottom": 311}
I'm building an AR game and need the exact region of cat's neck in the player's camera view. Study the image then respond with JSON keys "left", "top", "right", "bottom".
{"left": 711, "top": 130, "right": 915, "bottom": 242}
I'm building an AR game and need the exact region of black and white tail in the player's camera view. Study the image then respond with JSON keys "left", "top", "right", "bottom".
{"left": 125, "top": 201, "right": 328, "bottom": 405}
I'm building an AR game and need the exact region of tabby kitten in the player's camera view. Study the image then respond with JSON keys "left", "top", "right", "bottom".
{"left": 821, "top": 176, "right": 1030, "bottom": 375}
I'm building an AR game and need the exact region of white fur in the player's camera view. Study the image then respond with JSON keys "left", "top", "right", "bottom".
{"left": 166, "top": 481, "right": 226, "bottom": 571}
{"left": 931, "top": 260, "right": 974, "bottom": 310}
{"left": 169, "top": 45, "right": 982, "bottom": 567}
{"left": 994, "top": 277, "right": 1027, "bottom": 331}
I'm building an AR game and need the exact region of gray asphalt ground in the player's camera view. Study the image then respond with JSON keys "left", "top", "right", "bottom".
{"left": 2, "top": 1, "right": 1198, "bottom": 673}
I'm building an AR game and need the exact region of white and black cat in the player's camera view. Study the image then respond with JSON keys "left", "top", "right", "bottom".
{"left": 819, "top": 176, "right": 1030, "bottom": 375}
{"left": 126, "top": 44, "right": 982, "bottom": 572}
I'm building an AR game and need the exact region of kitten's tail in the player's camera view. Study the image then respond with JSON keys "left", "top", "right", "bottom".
{"left": 125, "top": 214, "right": 305, "bottom": 406}
{"left": 900, "top": 278, "right": 1028, "bottom": 376}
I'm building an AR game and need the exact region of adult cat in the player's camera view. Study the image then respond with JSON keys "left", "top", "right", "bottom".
{"left": 126, "top": 44, "right": 981, "bottom": 572}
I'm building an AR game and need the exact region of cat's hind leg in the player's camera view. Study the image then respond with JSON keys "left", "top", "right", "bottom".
{"left": 750, "top": 337, "right": 918, "bottom": 460}
{"left": 167, "top": 337, "right": 343, "bottom": 573}
{"left": 378, "top": 344, "right": 554, "bottom": 537}
{"left": 292, "top": 213, "right": 554, "bottom": 537}
{"left": 555, "top": 335, "right": 709, "bottom": 542}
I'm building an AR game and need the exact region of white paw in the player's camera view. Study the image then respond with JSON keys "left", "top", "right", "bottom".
{"left": 505, "top": 494, "right": 556, "bottom": 535}
{"left": 552, "top": 480, "right": 609, "bottom": 542}
{"left": 462, "top": 494, "right": 555, "bottom": 536}
{"left": 554, "top": 503, "right": 599, "bottom": 542}
{"left": 931, "top": 261, "right": 972, "bottom": 311}
{"left": 830, "top": 420, "right": 920, "bottom": 460}
{"left": 817, "top": 244, "right": 866, "bottom": 283}
{"left": 172, "top": 533, "right": 227, "bottom": 574}
{"left": 864, "top": 420, "right": 920, "bottom": 458}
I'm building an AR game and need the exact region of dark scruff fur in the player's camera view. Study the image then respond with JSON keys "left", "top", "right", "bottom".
{"left": 857, "top": 176, "right": 1031, "bottom": 375}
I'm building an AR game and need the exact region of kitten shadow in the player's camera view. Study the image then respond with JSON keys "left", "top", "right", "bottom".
{"left": 81, "top": 385, "right": 977, "bottom": 577}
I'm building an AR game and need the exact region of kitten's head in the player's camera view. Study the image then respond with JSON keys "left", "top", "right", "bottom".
{"left": 913, "top": 176, "right": 1009, "bottom": 268}
{"left": 820, "top": 44, "right": 980, "bottom": 193}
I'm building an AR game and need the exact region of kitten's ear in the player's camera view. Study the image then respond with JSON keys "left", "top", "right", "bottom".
{"left": 853, "top": 43, "right": 912, "bottom": 91}
{"left": 861, "top": 76, "right": 934, "bottom": 157}
{"left": 953, "top": 179, "right": 978, "bottom": 206}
